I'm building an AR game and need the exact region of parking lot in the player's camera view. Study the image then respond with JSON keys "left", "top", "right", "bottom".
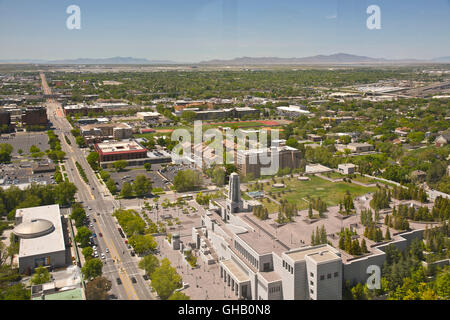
{"left": 0, "top": 162, "right": 56, "bottom": 188}
{"left": 1, "top": 132, "right": 50, "bottom": 156}
{"left": 106, "top": 163, "right": 181, "bottom": 192}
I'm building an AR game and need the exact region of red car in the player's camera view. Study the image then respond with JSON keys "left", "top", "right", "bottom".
{"left": 99, "top": 232, "right": 103, "bottom": 237}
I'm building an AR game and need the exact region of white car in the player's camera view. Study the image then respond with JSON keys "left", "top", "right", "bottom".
{"left": 94, "top": 251, "right": 99, "bottom": 258}
{"left": 101, "top": 253, "right": 105, "bottom": 260}
{"left": 93, "top": 246, "right": 97, "bottom": 251}
{"left": 105, "top": 248, "right": 109, "bottom": 253}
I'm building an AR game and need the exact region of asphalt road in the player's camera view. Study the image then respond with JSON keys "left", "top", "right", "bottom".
{"left": 40, "top": 73, "right": 155, "bottom": 300}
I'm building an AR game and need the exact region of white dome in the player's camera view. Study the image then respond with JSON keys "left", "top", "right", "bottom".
{"left": 13, "top": 219, "right": 55, "bottom": 239}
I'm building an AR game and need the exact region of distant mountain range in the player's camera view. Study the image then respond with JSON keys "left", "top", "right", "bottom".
{"left": 199, "top": 53, "right": 389, "bottom": 65}
{"left": 0, "top": 53, "right": 449, "bottom": 65}
{"left": 0, "top": 56, "right": 176, "bottom": 65}
{"left": 432, "top": 56, "right": 450, "bottom": 62}
{"left": 198, "top": 53, "right": 432, "bottom": 65}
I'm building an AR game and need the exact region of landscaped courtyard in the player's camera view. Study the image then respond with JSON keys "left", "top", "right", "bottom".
{"left": 247, "top": 175, "right": 378, "bottom": 213}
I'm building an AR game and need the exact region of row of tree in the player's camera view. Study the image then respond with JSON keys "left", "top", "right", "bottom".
{"left": 338, "top": 228, "right": 369, "bottom": 256}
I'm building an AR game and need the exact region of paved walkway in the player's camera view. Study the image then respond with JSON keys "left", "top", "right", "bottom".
{"left": 154, "top": 233, "right": 237, "bottom": 300}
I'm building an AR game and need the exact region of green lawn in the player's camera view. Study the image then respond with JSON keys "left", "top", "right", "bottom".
{"left": 323, "top": 171, "right": 346, "bottom": 179}
{"left": 350, "top": 175, "right": 377, "bottom": 184}
{"left": 249, "top": 175, "right": 377, "bottom": 213}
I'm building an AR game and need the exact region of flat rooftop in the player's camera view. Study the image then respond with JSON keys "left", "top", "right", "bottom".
{"left": 95, "top": 140, "right": 146, "bottom": 154}
{"left": 81, "top": 122, "right": 131, "bottom": 130}
{"left": 32, "top": 288, "right": 83, "bottom": 300}
{"left": 221, "top": 259, "right": 250, "bottom": 283}
{"left": 16, "top": 204, "right": 66, "bottom": 258}
{"left": 285, "top": 246, "right": 340, "bottom": 263}
{"left": 236, "top": 214, "right": 290, "bottom": 256}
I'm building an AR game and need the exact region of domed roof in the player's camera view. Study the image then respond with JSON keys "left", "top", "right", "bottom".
{"left": 13, "top": 219, "right": 55, "bottom": 239}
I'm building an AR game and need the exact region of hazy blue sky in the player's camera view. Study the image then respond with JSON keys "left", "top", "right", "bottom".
{"left": 0, "top": 0, "right": 449, "bottom": 61}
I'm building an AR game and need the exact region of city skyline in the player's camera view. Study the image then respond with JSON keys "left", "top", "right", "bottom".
{"left": 0, "top": 0, "right": 449, "bottom": 62}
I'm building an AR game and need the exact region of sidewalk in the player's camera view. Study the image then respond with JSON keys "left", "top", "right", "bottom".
{"left": 154, "top": 236, "right": 237, "bottom": 300}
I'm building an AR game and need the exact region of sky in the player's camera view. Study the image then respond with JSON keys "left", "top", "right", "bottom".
{"left": 0, "top": 0, "right": 449, "bottom": 62}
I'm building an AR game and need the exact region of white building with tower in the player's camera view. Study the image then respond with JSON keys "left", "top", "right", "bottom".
{"left": 191, "top": 173, "right": 343, "bottom": 300}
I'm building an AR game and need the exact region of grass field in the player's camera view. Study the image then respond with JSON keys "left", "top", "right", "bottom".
{"left": 322, "top": 171, "right": 346, "bottom": 179}
{"left": 134, "top": 120, "right": 284, "bottom": 139}
{"left": 350, "top": 175, "right": 377, "bottom": 184}
{"left": 248, "top": 175, "right": 377, "bottom": 213}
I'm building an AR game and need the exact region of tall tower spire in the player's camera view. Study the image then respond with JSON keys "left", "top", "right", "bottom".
{"left": 227, "top": 172, "right": 243, "bottom": 214}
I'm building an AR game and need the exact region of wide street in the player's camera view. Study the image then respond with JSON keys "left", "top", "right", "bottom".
{"left": 40, "top": 73, "right": 155, "bottom": 300}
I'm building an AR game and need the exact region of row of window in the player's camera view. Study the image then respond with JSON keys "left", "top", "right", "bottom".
{"left": 282, "top": 260, "right": 294, "bottom": 274}
{"left": 319, "top": 272, "right": 339, "bottom": 280}
{"left": 235, "top": 240, "right": 259, "bottom": 269}
{"left": 269, "top": 286, "right": 281, "bottom": 294}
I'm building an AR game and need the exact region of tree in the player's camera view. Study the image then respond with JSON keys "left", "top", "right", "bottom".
{"left": 0, "top": 143, "right": 13, "bottom": 164}
{"left": 75, "top": 135, "right": 86, "bottom": 148}
{"left": 75, "top": 226, "right": 92, "bottom": 247}
{"left": 29, "top": 145, "right": 40, "bottom": 154}
{"left": 133, "top": 174, "right": 152, "bottom": 198}
{"left": 0, "top": 283, "right": 30, "bottom": 300}
{"left": 130, "top": 234, "right": 157, "bottom": 255}
{"left": 54, "top": 181, "right": 77, "bottom": 206}
{"left": 144, "top": 163, "right": 152, "bottom": 171}
{"left": 181, "top": 110, "right": 197, "bottom": 122}
{"left": 82, "top": 247, "right": 94, "bottom": 260}
{"left": 31, "top": 266, "right": 51, "bottom": 285}
{"left": 168, "top": 291, "right": 190, "bottom": 300}
{"left": 385, "top": 227, "right": 391, "bottom": 240}
{"left": 81, "top": 258, "right": 103, "bottom": 280}
{"left": 113, "top": 160, "right": 128, "bottom": 172}
{"left": 173, "top": 169, "right": 203, "bottom": 192}
{"left": 150, "top": 258, "right": 182, "bottom": 300}
{"left": 120, "top": 182, "right": 133, "bottom": 198}
{"left": 85, "top": 276, "right": 112, "bottom": 300}
{"left": 320, "top": 225, "right": 327, "bottom": 243}
{"left": 138, "top": 254, "right": 160, "bottom": 278}
{"left": 70, "top": 204, "right": 87, "bottom": 228}
{"left": 308, "top": 203, "right": 313, "bottom": 219}
{"left": 211, "top": 166, "right": 225, "bottom": 186}
{"left": 106, "top": 178, "right": 117, "bottom": 194}
{"left": 361, "top": 238, "right": 368, "bottom": 253}
{"left": 435, "top": 267, "right": 450, "bottom": 299}
{"left": 86, "top": 152, "right": 99, "bottom": 171}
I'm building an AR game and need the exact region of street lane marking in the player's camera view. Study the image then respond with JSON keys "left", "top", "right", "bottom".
{"left": 94, "top": 216, "right": 139, "bottom": 300}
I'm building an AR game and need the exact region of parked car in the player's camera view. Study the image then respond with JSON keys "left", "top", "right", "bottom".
{"left": 116, "top": 278, "right": 122, "bottom": 285}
